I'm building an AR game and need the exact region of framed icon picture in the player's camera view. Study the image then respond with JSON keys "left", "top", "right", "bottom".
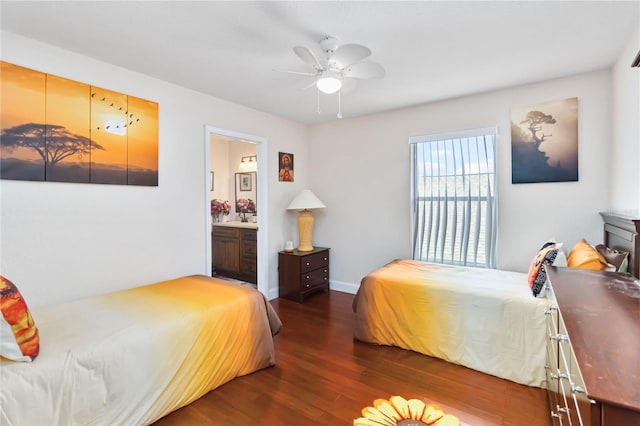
{"left": 278, "top": 152, "right": 294, "bottom": 182}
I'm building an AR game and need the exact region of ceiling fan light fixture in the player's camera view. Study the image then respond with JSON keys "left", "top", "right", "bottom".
{"left": 316, "top": 71, "right": 342, "bottom": 94}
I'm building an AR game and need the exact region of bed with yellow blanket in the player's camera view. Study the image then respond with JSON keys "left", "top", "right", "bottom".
{"left": 353, "top": 260, "right": 548, "bottom": 387}
{"left": 0, "top": 274, "right": 281, "bottom": 425}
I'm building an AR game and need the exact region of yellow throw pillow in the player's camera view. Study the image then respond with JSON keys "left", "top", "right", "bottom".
{"left": 567, "top": 239, "right": 608, "bottom": 271}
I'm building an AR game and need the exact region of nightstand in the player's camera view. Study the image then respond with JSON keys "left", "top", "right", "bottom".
{"left": 278, "top": 247, "right": 329, "bottom": 302}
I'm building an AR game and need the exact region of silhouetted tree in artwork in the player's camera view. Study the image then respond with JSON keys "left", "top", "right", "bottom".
{"left": 1, "top": 123, "right": 105, "bottom": 167}
{"left": 520, "top": 111, "right": 556, "bottom": 148}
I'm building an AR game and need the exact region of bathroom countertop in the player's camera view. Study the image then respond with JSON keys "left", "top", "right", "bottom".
{"left": 212, "top": 221, "right": 258, "bottom": 229}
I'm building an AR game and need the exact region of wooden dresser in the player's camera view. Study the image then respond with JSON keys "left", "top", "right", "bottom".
{"left": 212, "top": 224, "right": 257, "bottom": 284}
{"left": 278, "top": 247, "right": 329, "bottom": 302}
{"left": 545, "top": 265, "right": 640, "bottom": 425}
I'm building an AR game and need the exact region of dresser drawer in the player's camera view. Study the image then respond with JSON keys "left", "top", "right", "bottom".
{"left": 241, "top": 228, "right": 256, "bottom": 241}
{"left": 300, "top": 251, "right": 329, "bottom": 273}
{"left": 241, "top": 257, "right": 257, "bottom": 275}
{"left": 213, "top": 226, "right": 240, "bottom": 239}
{"left": 243, "top": 240, "right": 257, "bottom": 257}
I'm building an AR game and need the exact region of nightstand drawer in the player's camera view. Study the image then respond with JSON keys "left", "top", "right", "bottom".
{"left": 300, "top": 251, "right": 329, "bottom": 273}
{"left": 300, "top": 267, "right": 329, "bottom": 290}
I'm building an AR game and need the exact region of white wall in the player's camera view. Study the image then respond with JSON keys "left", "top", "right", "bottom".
{"left": 611, "top": 27, "right": 640, "bottom": 212}
{"left": 0, "top": 32, "right": 308, "bottom": 307}
{"left": 310, "top": 70, "right": 613, "bottom": 293}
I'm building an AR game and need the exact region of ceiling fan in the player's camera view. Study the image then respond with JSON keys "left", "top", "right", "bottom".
{"left": 278, "top": 36, "right": 385, "bottom": 118}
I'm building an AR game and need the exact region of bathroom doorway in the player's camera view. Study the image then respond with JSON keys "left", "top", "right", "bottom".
{"left": 204, "top": 126, "right": 268, "bottom": 297}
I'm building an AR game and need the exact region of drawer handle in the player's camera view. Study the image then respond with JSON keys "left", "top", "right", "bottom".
{"left": 550, "top": 373, "right": 559, "bottom": 380}
{"left": 545, "top": 306, "right": 558, "bottom": 315}
{"left": 550, "top": 412, "right": 561, "bottom": 419}
{"left": 306, "top": 275, "right": 310, "bottom": 279}
{"left": 323, "top": 269, "right": 327, "bottom": 273}
{"left": 323, "top": 257, "right": 327, "bottom": 261}
{"left": 306, "top": 284, "right": 310, "bottom": 288}
{"left": 549, "top": 333, "right": 569, "bottom": 342}
{"left": 323, "top": 277, "right": 327, "bottom": 281}
{"left": 556, "top": 406, "right": 569, "bottom": 414}
{"left": 306, "top": 262, "right": 310, "bottom": 266}
{"left": 572, "top": 385, "right": 586, "bottom": 394}
{"left": 558, "top": 373, "right": 570, "bottom": 381}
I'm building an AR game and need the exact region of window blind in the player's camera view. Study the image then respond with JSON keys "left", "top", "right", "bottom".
{"left": 410, "top": 128, "right": 497, "bottom": 268}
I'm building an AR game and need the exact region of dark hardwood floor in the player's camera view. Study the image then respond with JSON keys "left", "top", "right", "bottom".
{"left": 154, "top": 290, "right": 550, "bottom": 425}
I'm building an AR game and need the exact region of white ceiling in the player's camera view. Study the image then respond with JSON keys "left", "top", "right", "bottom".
{"left": 1, "top": 1, "right": 638, "bottom": 125}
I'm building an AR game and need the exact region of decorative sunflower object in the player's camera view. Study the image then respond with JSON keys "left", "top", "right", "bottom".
{"left": 354, "top": 396, "right": 460, "bottom": 426}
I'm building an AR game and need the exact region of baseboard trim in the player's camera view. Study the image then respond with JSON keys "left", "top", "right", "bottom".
{"left": 329, "top": 280, "right": 358, "bottom": 295}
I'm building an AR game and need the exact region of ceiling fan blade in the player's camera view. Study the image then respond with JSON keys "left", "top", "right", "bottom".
{"left": 274, "top": 69, "right": 318, "bottom": 76}
{"left": 344, "top": 62, "right": 386, "bottom": 79}
{"left": 329, "top": 44, "right": 371, "bottom": 68}
{"left": 300, "top": 80, "right": 318, "bottom": 91}
{"left": 293, "top": 46, "right": 324, "bottom": 71}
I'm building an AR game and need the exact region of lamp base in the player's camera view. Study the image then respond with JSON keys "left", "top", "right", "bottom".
{"left": 297, "top": 209, "right": 315, "bottom": 252}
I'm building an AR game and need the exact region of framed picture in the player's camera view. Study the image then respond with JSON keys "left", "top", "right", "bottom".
{"left": 511, "top": 97, "right": 578, "bottom": 184}
{"left": 239, "top": 173, "right": 252, "bottom": 191}
{"left": 0, "top": 61, "right": 159, "bottom": 186}
{"left": 210, "top": 171, "right": 214, "bottom": 191}
{"left": 278, "top": 152, "right": 294, "bottom": 182}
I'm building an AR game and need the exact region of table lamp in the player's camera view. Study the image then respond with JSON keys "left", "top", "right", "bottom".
{"left": 287, "top": 189, "right": 326, "bottom": 252}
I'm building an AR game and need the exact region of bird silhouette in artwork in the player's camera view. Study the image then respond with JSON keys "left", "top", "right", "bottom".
{"left": 90, "top": 91, "right": 147, "bottom": 132}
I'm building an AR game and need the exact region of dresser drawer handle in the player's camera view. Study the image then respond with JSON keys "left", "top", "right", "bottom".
{"left": 306, "top": 275, "right": 310, "bottom": 279}
{"left": 306, "top": 262, "right": 310, "bottom": 266}
{"left": 558, "top": 373, "right": 570, "bottom": 381}
{"left": 545, "top": 306, "right": 558, "bottom": 315}
{"left": 572, "top": 385, "right": 586, "bottom": 394}
{"left": 556, "top": 406, "right": 569, "bottom": 414}
{"left": 549, "top": 333, "right": 569, "bottom": 342}
{"left": 306, "top": 284, "right": 310, "bottom": 288}
{"left": 550, "top": 412, "right": 561, "bottom": 419}
{"left": 323, "top": 277, "right": 327, "bottom": 281}
{"left": 323, "top": 257, "right": 327, "bottom": 261}
{"left": 323, "top": 269, "right": 327, "bottom": 273}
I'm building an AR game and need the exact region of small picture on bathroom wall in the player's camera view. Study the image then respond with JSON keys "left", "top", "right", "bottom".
{"left": 278, "top": 152, "right": 294, "bottom": 182}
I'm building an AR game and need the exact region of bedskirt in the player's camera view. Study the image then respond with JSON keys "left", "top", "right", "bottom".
{"left": 0, "top": 274, "right": 281, "bottom": 425}
{"left": 353, "top": 260, "right": 548, "bottom": 387}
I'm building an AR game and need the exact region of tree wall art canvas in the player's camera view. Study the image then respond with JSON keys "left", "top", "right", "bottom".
{"left": 511, "top": 97, "right": 578, "bottom": 184}
{"left": 0, "top": 61, "right": 158, "bottom": 186}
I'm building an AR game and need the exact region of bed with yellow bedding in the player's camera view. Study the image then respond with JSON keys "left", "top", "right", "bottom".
{"left": 353, "top": 260, "right": 548, "bottom": 387}
{"left": 0, "top": 274, "right": 281, "bottom": 425}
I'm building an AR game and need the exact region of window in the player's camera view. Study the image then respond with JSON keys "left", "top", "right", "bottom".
{"left": 410, "top": 128, "right": 497, "bottom": 268}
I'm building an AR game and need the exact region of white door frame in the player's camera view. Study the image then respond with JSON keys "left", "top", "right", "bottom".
{"left": 204, "top": 125, "right": 268, "bottom": 297}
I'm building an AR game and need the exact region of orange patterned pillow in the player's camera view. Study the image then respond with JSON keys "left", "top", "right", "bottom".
{"left": 0, "top": 275, "right": 39, "bottom": 361}
{"left": 528, "top": 242, "right": 560, "bottom": 297}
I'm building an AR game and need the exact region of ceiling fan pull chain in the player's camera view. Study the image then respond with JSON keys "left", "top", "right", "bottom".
{"left": 337, "top": 89, "right": 343, "bottom": 119}
{"left": 316, "top": 87, "right": 321, "bottom": 114}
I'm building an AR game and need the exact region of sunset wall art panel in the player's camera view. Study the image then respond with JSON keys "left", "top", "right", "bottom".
{"left": 0, "top": 61, "right": 159, "bottom": 186}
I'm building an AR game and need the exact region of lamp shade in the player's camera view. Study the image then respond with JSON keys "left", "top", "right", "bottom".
{"left": 287, "top": 190, "right": 326, "bottom": 210}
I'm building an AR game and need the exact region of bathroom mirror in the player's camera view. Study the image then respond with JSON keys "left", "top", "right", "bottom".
{"left": 234, "top": 172, "right": 257, "bottom": 214}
